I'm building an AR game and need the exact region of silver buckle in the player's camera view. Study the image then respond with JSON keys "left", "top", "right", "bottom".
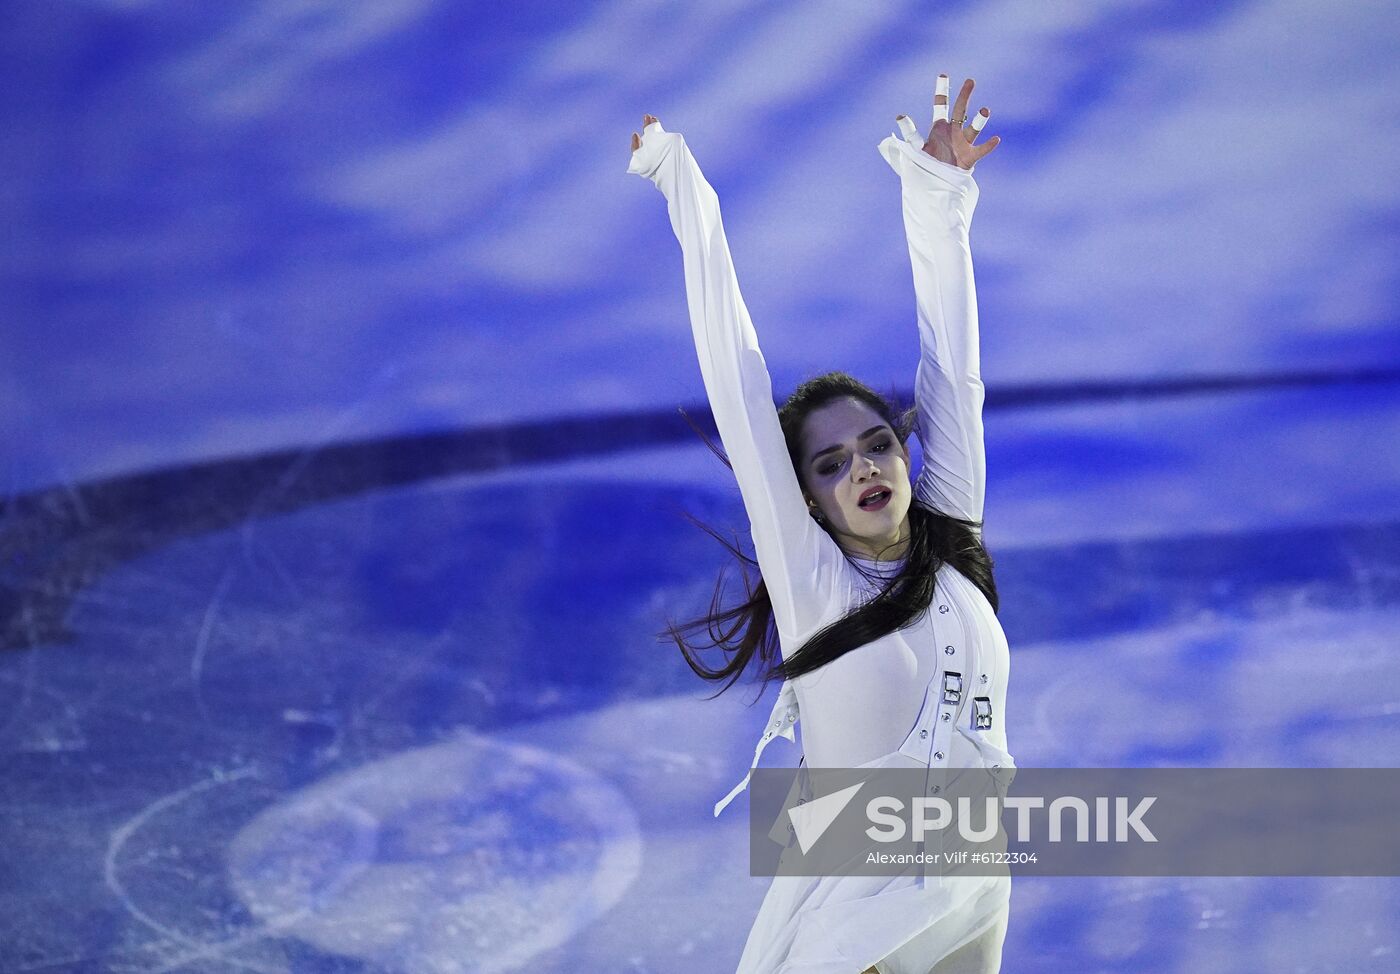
{"left": 941, "top": 671, "right": 962, "bottom": 705}
{"left": 973, "top": 696, "right": 992, "bottom": 730}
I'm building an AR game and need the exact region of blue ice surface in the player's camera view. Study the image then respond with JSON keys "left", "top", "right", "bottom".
{"left": 2, "top": 382, "right": 1399, "bottom": 972}
{"left": 3, "top": 0, "right": 1400, "bottom": 969}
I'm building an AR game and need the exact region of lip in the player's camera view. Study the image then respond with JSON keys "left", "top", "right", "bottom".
{"left": 858, "top": 484, "right": 893, "bottom": 511}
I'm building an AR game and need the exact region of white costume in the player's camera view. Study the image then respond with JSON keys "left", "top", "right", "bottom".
{"left": 629, "top": 117, "right": 1014, "bottom": 973}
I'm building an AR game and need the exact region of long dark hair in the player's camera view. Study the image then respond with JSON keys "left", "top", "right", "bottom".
{"left": 658, "top": 371, "right": 999, "bottom": 701}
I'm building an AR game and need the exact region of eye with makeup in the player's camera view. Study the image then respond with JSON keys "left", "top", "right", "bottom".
{"left": 816, "top": 437, "right": 894, "bottom": 476}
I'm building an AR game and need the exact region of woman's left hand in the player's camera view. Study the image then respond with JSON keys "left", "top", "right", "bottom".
{"left": 901, "top": 74, "right": 1001, "bottom": 170}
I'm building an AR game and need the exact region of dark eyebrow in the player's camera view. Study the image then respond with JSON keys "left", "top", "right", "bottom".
{"left": 810, "top": 424, "right": 889, "bottom": 465}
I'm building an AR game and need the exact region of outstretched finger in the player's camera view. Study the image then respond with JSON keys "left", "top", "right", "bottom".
{"left": 631, "top": 131, "right": 640, "bottom": 151}
{"left": 896, "top": 113, "right": 924, "bottom": 145}
{"left": 951, "top": 78, "right": 975, "bottom": 130}
{"left": 963, "top": 107, "right": 990, "bottom": 144}
{"left": 932, "top": 73, "right": 950, "bottom": 124}
{"left": 972, "top": 133, "right": 1002, "bottom": 161}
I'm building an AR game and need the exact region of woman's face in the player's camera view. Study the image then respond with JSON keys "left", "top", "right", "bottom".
{"left": 798, "top": 396, "right": 913, "bottom": 561}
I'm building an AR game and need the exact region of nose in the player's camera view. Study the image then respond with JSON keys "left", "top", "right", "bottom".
{"left": 854, "top": 454, "right": 881, "bottom": 481}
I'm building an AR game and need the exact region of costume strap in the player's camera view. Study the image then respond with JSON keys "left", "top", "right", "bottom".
{"left": 713, "top": 679, "right": 800, "bottom": 816}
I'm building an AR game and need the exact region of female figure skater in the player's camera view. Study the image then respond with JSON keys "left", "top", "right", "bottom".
{"left": 628, "top": 70, "right": 1009, "bottom": 974}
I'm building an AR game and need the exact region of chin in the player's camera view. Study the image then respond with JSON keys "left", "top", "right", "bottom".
{"left": 853, "top": 500, "right": 908, "bottom": 534}
{"left": 842, "top": 494, "right": 907, "bottom": 532}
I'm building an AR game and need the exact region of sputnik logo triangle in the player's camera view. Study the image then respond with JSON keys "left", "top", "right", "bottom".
{"left": 788, "top": 781, "right": 864, "bottom": 854}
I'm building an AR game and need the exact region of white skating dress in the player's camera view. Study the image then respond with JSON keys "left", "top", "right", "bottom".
{"left": 628, "top": 118, "right": 1014, "bottom": 974}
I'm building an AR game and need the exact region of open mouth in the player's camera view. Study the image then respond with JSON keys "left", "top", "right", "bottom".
{"left": 858, "top": 488, "right": 892, "bottom": 511}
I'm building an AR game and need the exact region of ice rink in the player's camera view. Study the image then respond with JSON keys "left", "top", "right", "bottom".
{"left": 3, "top": 2, "right": 1399, "bottom": 971}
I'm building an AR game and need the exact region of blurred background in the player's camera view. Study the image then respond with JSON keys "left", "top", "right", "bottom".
{"left": 2, "top": 1, "right": 1398, "bottom": 971}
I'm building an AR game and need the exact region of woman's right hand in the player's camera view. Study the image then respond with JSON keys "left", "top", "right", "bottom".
{"left": 629, "top": 113, "right": 659, "bottom": 152}
{"left": 627, "top": 113, "right": 682, "bottom": 181}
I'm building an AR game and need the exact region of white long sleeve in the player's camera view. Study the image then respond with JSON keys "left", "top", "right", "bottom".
{"left": 877, "top": 135, "right": 987, "bottom": 530}
{"left": 628, "top": 121, "right": 841, "bottom": 646}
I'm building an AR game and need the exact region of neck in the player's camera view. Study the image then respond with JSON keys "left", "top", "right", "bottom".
{"left": 844, "top": 515, "right": 912, "bottom": 562}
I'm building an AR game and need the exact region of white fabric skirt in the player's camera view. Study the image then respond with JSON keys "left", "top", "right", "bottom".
{"left": 734, "top": 869, "right": 1009, "bottom": 973}
{"left": 734, "top": 752, "right": 1011, "bottom": 974}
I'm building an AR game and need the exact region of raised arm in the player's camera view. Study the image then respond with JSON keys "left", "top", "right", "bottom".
{"left": 627, "top": 117, "right": 836, "bottom": 644}
{"left": 877, "top": 75, "right": 1000, "bottom": 533}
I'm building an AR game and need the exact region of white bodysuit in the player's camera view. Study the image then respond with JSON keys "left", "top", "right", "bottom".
{"left": 628, "top": 119, "right": 1014, "bottom": 974}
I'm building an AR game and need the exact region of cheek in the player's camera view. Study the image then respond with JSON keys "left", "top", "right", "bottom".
{"left": 822, "top": 486, "right": 852, "bottom": 516}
